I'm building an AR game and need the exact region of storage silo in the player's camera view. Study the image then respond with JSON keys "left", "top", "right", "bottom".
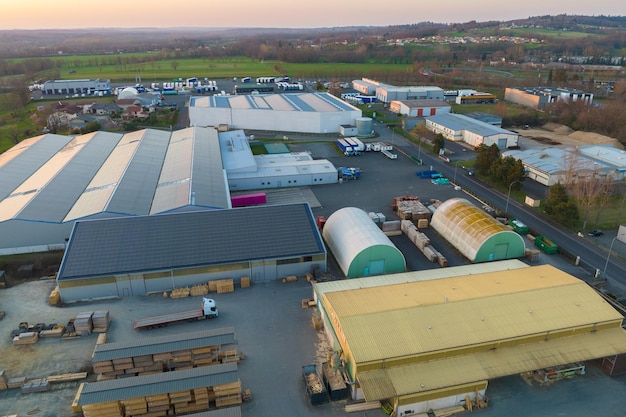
{"left": 430, "top": 198, "right": 525, "bottom": 263}
{"left": 355, "top": 117, "right": 373, "bottom": 137}
{"left": 322, "top": 207, "right": 406, "bottom": 278}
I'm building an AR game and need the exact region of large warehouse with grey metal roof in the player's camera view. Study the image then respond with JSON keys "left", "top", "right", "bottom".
{"left": 56, "top": 203, "right": 326, "bottom": 303}
{"left": 0, "top": 127, "right": 230, "bottom": 254}
{"left": 188, "top": 92, "right": 362, "bottom": 134}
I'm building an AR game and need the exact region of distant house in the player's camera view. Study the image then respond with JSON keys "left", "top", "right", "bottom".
{"left": 116, "top": 98, "right": 140, "bottom": 111}
{"left": 504, "top": 87, "right": 593, "bottom": 109}
{"left": 89, "top": 102, "right": 120, "bottom": 116}
{"left": 122, "top": 105, "right": 149, "bottom": 120}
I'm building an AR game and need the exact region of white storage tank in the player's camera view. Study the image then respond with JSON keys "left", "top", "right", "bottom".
{"left": 356, "top": 117, "right": 373, "bottom": 137}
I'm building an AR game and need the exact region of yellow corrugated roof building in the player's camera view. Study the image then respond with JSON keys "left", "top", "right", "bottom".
{"left": 314, "top": 263, "right": 626, "bottom": 405}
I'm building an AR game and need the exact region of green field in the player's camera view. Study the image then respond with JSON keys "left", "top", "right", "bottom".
{"left": 14, "top": 55, "right": 412, "bottom": 82}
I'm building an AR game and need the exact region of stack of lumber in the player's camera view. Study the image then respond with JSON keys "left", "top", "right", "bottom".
{"left": 120, "top": 397, "right": 147, "bottom": 415}
{"left": 311, "top": 312, "right": 323, "bottom": 330}
{"left": 96, "top": 333, "right": 107, "bottom": 345}
{"left": 422, "top": 245, "right": 438, "bottom": 262}
{"left": 49, "top": 286, "right": 61, "bottom": 305}
{"left": 216, "top": 279, "right": 234, "bottom": 293}
{"left": 218, "top": 344, "right": 244, "bottom": 363}
{"left": 392, "top": 195, "right": 419, "bottom": 211}
{"left": 0, "top": 370, "right": 7, "bottom": 390}
{"left": 46, "top": 372, "right": 88, "bottom": 383}
{"left": 381, "top": 220, "right": 402, "bottom": 236}
{"left": 6, "top": 376, "right": 26, "bottom": 389}
{"left": 13, "top": 331, "right": 38, "bottom": 345}
{"left": 20, "top": 378, "right": 50, "bottom": 393}
{"left": 417, "top": 218, "right": 429, "bottom": 228}
{"left": 190, "top": 284, "right": 209, "bottom": 296}
{"left": 282, "top": 275, "right": 298, "bottom": 283}
{"left": 39, "top": 325, "right": 65, "bottom": 338}
{"left": 345, "top": 401, "right": 382, "bottom": 413}
{"left": 170, "top": 287, "right": 190, "bottom": 298}
{"left": 92, "top": 311, "right": 110, "bottom": 332}
{"left": 172, "top": 387, "right": 211, "bottom": 414}
{"left": 397, "top": 199, "right": 431, "bottom": 221}
{"left": 240, "top": 276, "right": 250, "bottom": 288}
{"left": 81, "top": 400, "right": 122, "bottom": 417}
{"left": 74, "top": 311, "right": 94, "bottom": 335}
{"left": 433, "top": 405, "right": 466, "bottom": 416}
{"left": 214, "top": 379, "right": 242, "bottom": 408}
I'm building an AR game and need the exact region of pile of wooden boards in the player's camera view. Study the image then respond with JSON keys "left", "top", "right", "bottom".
{"left": 394, "top": 196, "right": 432, "bottom": 221}
{"left": 401, "top": 220, "right": 448, "bottom": 267}
{"left": 240, "top": 276, "right": 250, "bottom": 288}
{"left": 39, "top": 325, "right": 65, "bottom": 338}
{"left": 214, "top": 379, "right": 243, "bottom": 408}
{"left": 311, "top": 312, "right": 323, "bottom": 330}
{"left": 74, "top": 311, "right": 94, "bottom": 335}
{"left": 0, "top": 371, "right": 7, "bottom": 390}
{"left": 49, "top": 286, "right": 61, "bottom": 305}
{"left": 208, "top": 279, "right": 234, "bottom": 293}
{"left": 92, "top": 336, "right": 243, "bottom": 380}
{"left": 381, "top": 220, "right": 402, "bottom": 236}
{"left": 282, "top": 275, "right": 298, "bottom": 283}
{"left": 12, "top": 331, "right": 38, "bottom": 345}
{"left": 190, "top": 284, "right": 209, "bottom": 296}
{"left": 92, "top": 311, "right": 110, "bottom": 332}
{"left": 170, "top": 287, "right": 191, "bottom": 298}
{"left": 20, "top": 378, "right": 50, "bottom": 394}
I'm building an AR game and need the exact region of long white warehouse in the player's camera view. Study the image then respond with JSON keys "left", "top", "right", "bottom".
{"left": 189, "top": 92, "right": 362, "bottom": 134}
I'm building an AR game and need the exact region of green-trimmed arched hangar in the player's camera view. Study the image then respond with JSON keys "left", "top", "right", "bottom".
{"left": 431, "top": 198, "right": 525, "bottom": 262}
{"left": 322, "top": 207, "right": 406, "bottom": 278}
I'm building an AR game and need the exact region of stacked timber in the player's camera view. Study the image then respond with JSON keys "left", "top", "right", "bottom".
{"left": 49, "top": 286, "right": 61, "bottom": 305}
{"left": 81, "top": 400, "right": 122, "bottom": 417}
{"left": 190, "top": 284, "right": 209, "bottom": 296}
{"left": 417, "top": 218, "right": 429, "bottom": 228}
{"left": 422, "top": 245, "right": 438, "bottom": 262}
{"left": 240, "top": 276, "right": 250, "bottom": 288}
{"left": 216, "top": 279, "right": 235, "bottom": 293}
{"left": 282, "top": 275, "right": 298, "bottom": 283}
{"left": 381, "top": 220, "right": 402, "bottom": 236}
{"left": 39, "top": 325, "right": 65, "bottom": 338}
{"left": 0, "top": 370, "right": 7, "bottom": 390}
{"left": 7, "top": 376, "right": 26, "bottom": 389}
{"left": 396, "top": 199, "right": 431, "bottom": 221}
{"left": 92, "top": 311, "right": 110, "bottom": 332}
{"left": 213, "top": 379, "right": 243, "bottom": 408}
{"left": 170, "top": 287, "right": 190, "bottom": 298}
{"left": 392, "top": 195, "right": 419, "bottom": 212}
{"left": 13, "top": 331, "right": 38, "bottom": 345}
{"left": 74, "top": 311, "right": 94, "bottom": 335}
{"left": 218, "top": 344, "right": 244, "bottom": 363}
{"left": 20, "top": 378, "right": 50, "bottom": 393}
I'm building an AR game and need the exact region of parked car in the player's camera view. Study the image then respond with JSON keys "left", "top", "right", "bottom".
{"left": 588, "top": 229, "right": 604, "bottom": 237}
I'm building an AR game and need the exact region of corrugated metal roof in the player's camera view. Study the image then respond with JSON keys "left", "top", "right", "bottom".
{"left": 190, "top": 92, "right": 359, "bottom": 113}
{"left": 313, "top": 260, "right": 529, "bottom": 297}
{"left": 58, "top": 203, "right": 324, "bottom": 280}
{"left": 0, "top": 135, "right": 74, "bottom": 202}
{"left": 105, "top": 129, "right": 170, "bottom": 215}
{"left": 324, "top": 264, "right": 625, "bottom": 363}
{"left": 357, "top": 327, "right": 626, "bottom": 401}
{"left": 92, "top": 327, "right": 236, "bottom": 362}
{"left": 18, "top": 131, "right": 121, "bottom": 222}
{"left": 426, "top": 113, "right": 515, "bottom": 137}
{"left": 78, "top": 362, "right": 238, "bottom": 405}
{"left": 190, "top": 128, "right": 231, "bottom": 210}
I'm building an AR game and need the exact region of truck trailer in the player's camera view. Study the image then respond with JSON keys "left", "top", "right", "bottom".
{"left": 133, "top": 298, "right": 218, "bottom": 330}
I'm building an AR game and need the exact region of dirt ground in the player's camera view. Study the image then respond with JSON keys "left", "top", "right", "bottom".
{"left": 522, "top": 123, "right": 624, "bottom": 149}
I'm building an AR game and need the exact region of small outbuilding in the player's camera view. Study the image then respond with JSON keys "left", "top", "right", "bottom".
{"left": 431, "top": 198, "right": 525, "bottom": 262}
{"left": 322, "top": 207, "right": 406, "bottom": 278}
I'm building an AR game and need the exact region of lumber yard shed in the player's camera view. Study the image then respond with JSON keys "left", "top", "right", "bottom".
{"left": 430, "top": 198, "right": 525, "bottom": 263}
{"left": 56, "top": 203, "right": 326, "bottom": 303}
{"left": 311, "top": 262, "right": 626, "bottom": 416}
{"left": 322, "top": 207, "right": 406, "bottom": 278}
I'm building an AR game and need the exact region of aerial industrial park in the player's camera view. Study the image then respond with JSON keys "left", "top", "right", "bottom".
{"left": 1, "top": 14, "right": 626, "bottom": 417}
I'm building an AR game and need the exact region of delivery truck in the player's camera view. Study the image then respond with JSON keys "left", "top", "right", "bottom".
{"left": 133, "top": 298, "right": 218, "bottom": 330}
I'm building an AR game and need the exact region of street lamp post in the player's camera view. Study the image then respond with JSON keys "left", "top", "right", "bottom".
{"left": 505, "top": 180, "right": 520, "bottom": 214}
{"left": 603, "top": 232, "right": 626, "bottom": 278}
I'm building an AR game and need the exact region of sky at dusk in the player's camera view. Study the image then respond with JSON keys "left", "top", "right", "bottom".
{"left": 1, "top": 0, "right": 623, "bottom": 30}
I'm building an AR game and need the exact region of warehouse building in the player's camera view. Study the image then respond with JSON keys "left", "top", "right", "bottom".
{"left": 56, "top": 203, "right": 326, "bottom": 303}
{"left": 322, "top": 207, "right": 406, "bottom": 278}
{"left": 42, "top": 78, "right": 111, "bottom": 96}
{"left": 430, "top": 198, "right": 525, "bottom": 262}
{"left": 502, "top": 146, "right": 624, "bottom": 186}
{"left": 0, "top": 127, "right": 230, "bottom": 254}
{"left": 504, "top": 87, "right": 594, "bottom": 109}
{"left": 189, "top": 92, "right": 362, "bottom": 134}
{"left": 312, "top": 261, "right": 626, "bottom": 415}
{"left": 220, "top": 130, "right": 338, "bottom": 191}
{"left": 425, "top": 113, "right": 518, "bottom": 149}
{"left": 352, "top": 78, "right": 444, "bottom": 104}
{"left": 389, "top": 99, "right": 451, "bottom": 117}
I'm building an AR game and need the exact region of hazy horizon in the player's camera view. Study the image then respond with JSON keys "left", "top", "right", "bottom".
{"left": 2, "top": 0, "right": 624, "bottom": 31}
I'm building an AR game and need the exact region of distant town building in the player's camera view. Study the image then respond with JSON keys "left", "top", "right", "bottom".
{"left": 352, "top": 78, "right": 444, "bottom": 103}
{"left": 389, "top": 99, "right": 451, "bottom": 117}
{"left": 42, "top": 79, "right": 111, "bottom": 96}
{"left": 504, "top": 87, "right": 593, "bottom": 109}
{"left": 425, "top": 113, "right": 518, "bottom": 149}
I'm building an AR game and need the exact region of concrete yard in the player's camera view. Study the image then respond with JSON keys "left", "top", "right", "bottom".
{"left": 1, "top": 139, "right": 626, "bottom": 417}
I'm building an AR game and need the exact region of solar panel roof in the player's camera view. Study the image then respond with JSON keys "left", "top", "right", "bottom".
{"left": 58, "top": 203, "right": 324, "bottom": 280}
